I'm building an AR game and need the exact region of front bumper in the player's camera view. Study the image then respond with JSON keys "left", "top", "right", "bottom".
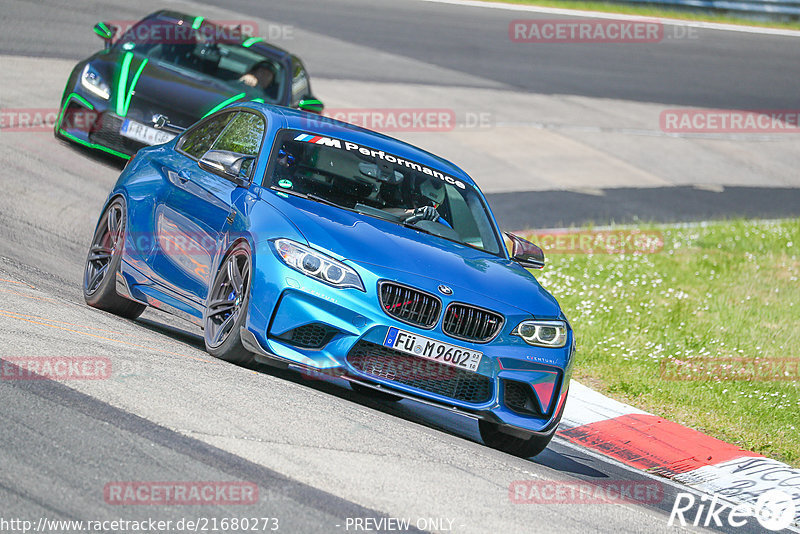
{"left": 243, "top": 262, "right": 574, "bottom": 436}
{"left": 55, "top": 89, "right": 190, "bottom": 158}
{"left": 55, "top": 93, "right": 142, "bottom": 158}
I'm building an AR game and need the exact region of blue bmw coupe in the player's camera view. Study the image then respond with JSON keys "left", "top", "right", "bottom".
{"left": 83, "top": 103, "right": 575, "bottom": 457}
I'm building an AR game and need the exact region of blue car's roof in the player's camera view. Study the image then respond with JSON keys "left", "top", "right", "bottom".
{"left": 238, "top": 102, "right": 478, "bottom": 188}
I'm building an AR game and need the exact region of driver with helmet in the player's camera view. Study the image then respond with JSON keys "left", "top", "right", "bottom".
{"left": 389, "top": 176, "right": 451, "bottom": 227}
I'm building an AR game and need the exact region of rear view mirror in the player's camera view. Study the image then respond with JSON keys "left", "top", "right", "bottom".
{"left": 93, "top": 22, "right": 117, "bottom": 50}
{"left": 297, "top": 99, "right": 324, "bottom": 114}
{"left": 506, "top": 232, "right": 545, "bottom": 269}
{"left": 358, "top": 162, "right": 403, "bottom": 184}
{"left": 198, "top": 150, "right": 254, "bottom": 187}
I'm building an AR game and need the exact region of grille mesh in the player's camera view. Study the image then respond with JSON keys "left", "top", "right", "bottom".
{"left": 277, "top": 323, "right": 334, "bottom": 349}
{"left": 379, "top": 282, "right": 441, "bottom": 328}
{"left": 442, "top": 304, "right": 503, "bottom": 342}
{"left": 87, "top": 113, "right": 144, "bottom": 156}
{"left": 503, "top": 380, "right": 541, "bottom": 416}
{"left": 347, "top": 341, "right": 492, "bottom": 404}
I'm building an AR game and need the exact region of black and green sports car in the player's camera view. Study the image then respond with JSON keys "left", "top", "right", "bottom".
{"left": 55, "top": 10, "right": 324, "bottom": 159}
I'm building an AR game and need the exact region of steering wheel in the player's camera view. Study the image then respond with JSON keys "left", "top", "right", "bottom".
{"left": 404, "top": 206, "right": 440, "bottom": 225}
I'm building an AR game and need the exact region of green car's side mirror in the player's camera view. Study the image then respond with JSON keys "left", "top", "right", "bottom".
{"left": 93, "top": 22, "right": 117, "bottom": 49}
{"left": 297, "top": 99, "right": 324, "bottom": 114}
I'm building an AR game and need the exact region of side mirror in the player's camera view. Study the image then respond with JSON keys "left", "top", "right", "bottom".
{"left": 297, "top": 98, "right": 324, "bottom": 114}
{"left": 506, "top": 232, "right": 545, "bottom": 269}
{"left": 152, "top": 114, "right": 186, "bottom": 134}
{"left": 198, "top": 150, "right": 254, "bottom": 187}
{"left": 93, "top": 22, "right": 117, "bottom": 50}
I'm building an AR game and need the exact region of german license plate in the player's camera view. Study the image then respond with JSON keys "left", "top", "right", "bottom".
{"left": 383, "top": 327, "right": 483, "bottom": 372}
{"left": 120, "top": 119, "right": 176, "bottom": 145}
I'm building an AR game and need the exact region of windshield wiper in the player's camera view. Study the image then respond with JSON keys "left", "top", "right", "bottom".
{"left": 307, "top": 193, "right": 346, "bottom": 209}
{"left": 399, "top": 220, "right": 486, "bottom": 252}
{"left": 399, "top": 220, "right": 437, "bottom": 237}
{"left": 269, "top": 186, "right": 480, "bottom": 248}
{"left": 269, "top": 187, "right": 344, "bottom": 209}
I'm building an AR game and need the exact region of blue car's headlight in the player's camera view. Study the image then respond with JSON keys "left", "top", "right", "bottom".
{"left": 80, "top": 64, "right": 110, "bottom": 100}
{"left": 272, "top": 239, "right": 365, "bottom": 291}
{"left": 513, "top": 320, "right": 568, "bottom": 348}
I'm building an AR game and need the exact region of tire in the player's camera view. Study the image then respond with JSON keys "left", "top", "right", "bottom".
{"left": 478, "top": 420, "right": 554, "bottom": 458}
{"left": 203, "top": 243, "right": 254, "bottom": 364}
{"left": 350, "top": 382, "right": 403, "bottom": 402}
{"left": 83, "top": 198, "right": 146, "bottom": 319}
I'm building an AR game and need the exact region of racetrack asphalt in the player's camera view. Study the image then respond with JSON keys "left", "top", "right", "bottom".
{"left": 488, "top": 186, "right": 800, "bottom": 229}
{"left": 0, "top": 0, "right": 797, "bottom": 532}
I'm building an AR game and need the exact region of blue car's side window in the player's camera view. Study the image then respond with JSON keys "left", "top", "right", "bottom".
{"left": 176, "top": 112, "right": 236, "bottom": 160}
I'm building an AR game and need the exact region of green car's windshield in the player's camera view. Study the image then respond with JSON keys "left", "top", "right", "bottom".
{"left": 115, "top": 17, "right": 285, "bottom": 103}
{"left": 266, "top": 129, "right": 503, "bottom": 255}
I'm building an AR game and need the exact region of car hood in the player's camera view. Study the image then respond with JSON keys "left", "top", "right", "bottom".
{"left": 265, "top": 193, "right": 561, "bottom": 316}
{"left": 93, "top": 53, "right": 260, "bottom": 127}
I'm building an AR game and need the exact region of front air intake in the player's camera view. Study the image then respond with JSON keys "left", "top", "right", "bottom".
{"left": 503, "top": 380, "right": 542, "bottom": 416}
{"left": 275, "top": 323, "right": 335, "bottom": 349}
{"left": 347, "top": 340, "right": 493, "bottom": 404}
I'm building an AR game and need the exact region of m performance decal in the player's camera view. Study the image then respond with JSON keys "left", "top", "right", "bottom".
{"left": 293, "top": 133, "right": 342, "bottom": 148}
{"left": 293, "top": 132, "right": 467, "bottom": 189}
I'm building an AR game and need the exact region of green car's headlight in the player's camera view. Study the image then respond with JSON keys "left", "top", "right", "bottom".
{"left": 80, "top": 64, "right": 110, "bottom": 100}
{"left": 513, "top": 320, "right": 568, "bottom": 348}
{"left": 272, "top": 239, "right": 364, "bottom": 291}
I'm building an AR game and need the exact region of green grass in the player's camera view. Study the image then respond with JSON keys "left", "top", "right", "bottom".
{"left": 486, "top": 0, "right": 800, "bottom": 30}
{"left": 520, "top": 219, "right": 800, "bottom": 466}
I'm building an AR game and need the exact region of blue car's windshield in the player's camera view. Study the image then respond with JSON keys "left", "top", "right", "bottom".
{"left": 266, "top": 129, "right": 503, "bottom": 255}
{"left": 114, "top": 16, "right": 285, "bottom": 103}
